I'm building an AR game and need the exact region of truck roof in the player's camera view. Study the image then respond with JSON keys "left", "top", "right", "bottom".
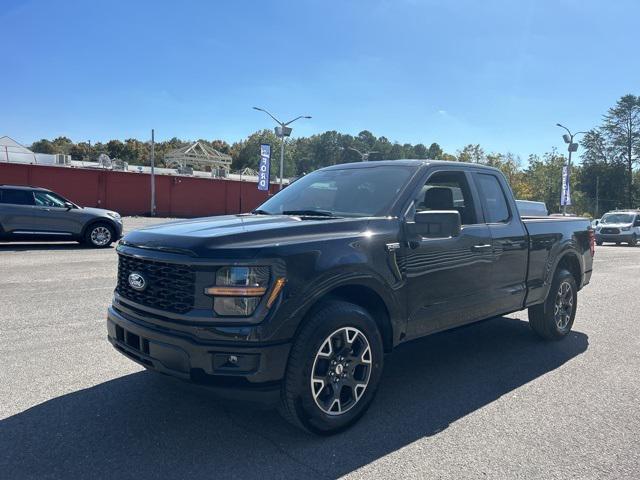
{"left": 321, "top": 159, "right": 502, "bottom": 173}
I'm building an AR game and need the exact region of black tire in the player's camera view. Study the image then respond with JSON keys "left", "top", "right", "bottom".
{"left": 628, "top": 234, "right": 637, "bottom": 247}
{"left": 596, "top": 240, "right": 603, "bottom": 246}
{"left": 279, "top": 300, "right": 384, "bottom": 435}
{"left": 616, "top": 242, "right": 621, "bottom": 246}
{"left": 84, "top": 222, "right": 115, "bottom": 248}
{"left": 528, "top": 268, "right": 577, "bottom": 340}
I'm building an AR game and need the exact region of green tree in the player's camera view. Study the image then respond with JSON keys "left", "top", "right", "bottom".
{"left": 106, "top": 140, "right": 125, "bottom": 160}
{"left": 521, "top": 150, "right": 567, "bottom": 214}
{"left": 30, "top": 139, "right": 56, "bottom": 154}
{"left": 69, "top": 142, "right": 93, "bottom": 161}
{"left": 427, "top": 142, "right": 443, "bottom": 159}
{"left": 413, "top": 143, "right": 428, "bottom": 158}
{"left": 602, "top": 94, "right": 640, "bottom": 207}
{"left": 457, "top": 144, "right": 485, "bottom": 163}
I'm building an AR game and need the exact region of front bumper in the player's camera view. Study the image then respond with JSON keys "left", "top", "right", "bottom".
{"left": 107, "top": 306, "right": 291, "bottom": 403}
{"left": 595, "top": 233, "right": 634, "bottom": 243}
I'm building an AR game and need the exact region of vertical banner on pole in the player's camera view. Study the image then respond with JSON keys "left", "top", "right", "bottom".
{"left": 560, "top": 165, "right": 571, "bottom": 206}
{"left": 258, "top": 144, "right": 271, "bottom": 191}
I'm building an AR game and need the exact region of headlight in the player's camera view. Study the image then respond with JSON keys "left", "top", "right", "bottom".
{"left": 107, "top": 211, "right": 121, "bottom": 220}
{"left": 621, "top": 226, "right": 631, "bottom": 231}
{"left": 205, "top": 266, "right": 270, "bottom": 316}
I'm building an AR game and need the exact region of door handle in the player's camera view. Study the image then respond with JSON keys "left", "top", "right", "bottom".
{"left": 471, "top": 244, "right": 492, "bottom": 252}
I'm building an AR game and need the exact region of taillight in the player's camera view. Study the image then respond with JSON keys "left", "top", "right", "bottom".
{"left": 588, "top": 229, "right": 595, "bottom": 256}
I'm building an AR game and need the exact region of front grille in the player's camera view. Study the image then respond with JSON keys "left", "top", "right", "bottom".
{"left": 117, "top": 254, "right": 196, "bottom": 314}
{"left": 601, "top": 227, "right": 620, "bottom": 234}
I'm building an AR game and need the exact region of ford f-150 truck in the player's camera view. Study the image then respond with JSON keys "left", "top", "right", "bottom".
{"left": 107, "top": 160, "right": 594, "bottom": 434}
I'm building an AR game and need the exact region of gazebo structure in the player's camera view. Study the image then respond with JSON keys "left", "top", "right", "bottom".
{"left": 164, "top": 141, "right": 232, "bottom": 175}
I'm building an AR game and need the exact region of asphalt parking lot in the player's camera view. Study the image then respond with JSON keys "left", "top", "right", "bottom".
{"left": 1, "top": 218, "right": 639, "bottom": 480}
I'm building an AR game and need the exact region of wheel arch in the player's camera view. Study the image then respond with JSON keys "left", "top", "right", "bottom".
{"left": 81, "top": 218, "right": 118, "bottom": 239}
{"left": 291, "top": 281, "right": 397, "bottom": 353}
{"left": 555, "top": 251, "right": 582, "bottom": 290}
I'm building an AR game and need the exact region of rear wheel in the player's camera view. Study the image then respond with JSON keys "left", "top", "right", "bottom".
{"left": 528, "top": 268, "right": 577, "bottom": 340}
{"left": 279, "top": 300, "right": 384, "bottom": 435}
{"left": 596, "top": 240, "right": 603, "bottom": 246}
{"left": 84, "top": 222, "right": 114, "bottom": 248}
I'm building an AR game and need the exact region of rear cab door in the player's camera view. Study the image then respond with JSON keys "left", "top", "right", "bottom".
{"left": 472, "top": 171, "right": 529, "bottom": 314}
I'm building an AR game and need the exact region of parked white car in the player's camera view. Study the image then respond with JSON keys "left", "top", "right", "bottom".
{"left": 594, "top": 210, "right": 640, "bottom": 246}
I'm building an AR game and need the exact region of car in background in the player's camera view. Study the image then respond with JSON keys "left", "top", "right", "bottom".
{"left": 0, "top": 185, "right": 123, "bottom": 248}
{"left": 516, "top": 200, "right": 548, "bottom": 217}
{"left": 594, "top": 210, "right": 640, "bottom": 246}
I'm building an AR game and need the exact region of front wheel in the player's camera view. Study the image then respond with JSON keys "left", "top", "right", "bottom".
{"left": 528, "top": 268, "right": 577, "bottom": 340}
{"left": 628, "top": 234, "right": 637, "bottom": 247}
{"left": 279, "top": 300, "right": 384, "bottom": 435}
{"left": 84, "top": 223, "right": 114, "bottom": 248}
{"left": 596, "top": 240, "right": 603, "bottom": 246}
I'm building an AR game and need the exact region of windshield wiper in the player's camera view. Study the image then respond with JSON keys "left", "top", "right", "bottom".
{"left": 251, "top": 209, "right": 271, "bottom": 215}
{"left": 282, "top": 209, "right": 338, "bottom": 217}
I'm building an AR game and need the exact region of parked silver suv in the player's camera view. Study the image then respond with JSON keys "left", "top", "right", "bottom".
{"left": 0, "top": 185, "right": 123, "bottom": 248}
{"left": 594, "top": 210, "right": 640, "bottom": 246}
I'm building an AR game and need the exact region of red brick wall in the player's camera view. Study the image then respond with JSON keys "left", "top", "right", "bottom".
{"left": 0, "top": 163, "right": 277, "bottom": 217}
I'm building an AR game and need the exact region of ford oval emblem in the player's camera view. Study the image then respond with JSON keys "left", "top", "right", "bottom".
{"left": 128, "top": 272, "right": 146, "bottom": 291}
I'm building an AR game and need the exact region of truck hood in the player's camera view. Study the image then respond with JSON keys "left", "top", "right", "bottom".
{"left": 121, "top": 214, "right": 371, "bottom": 257}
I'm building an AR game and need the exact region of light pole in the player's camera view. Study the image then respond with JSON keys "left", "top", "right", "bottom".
{"left": 346, "top": 146, "right": 378, "bottom": 162}
{"left": 556, "top": 123, "right": 587, "bottom": 215}
{"left": 253, "top": 107, "right": 311, "bottom": 190}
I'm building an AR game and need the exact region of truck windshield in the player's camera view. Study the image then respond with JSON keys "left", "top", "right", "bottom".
{"left": 601, "top": 213, "right": 634, "bottom": 224}
{"left": 255, "top": 165, "right": 415, "bottom": 217}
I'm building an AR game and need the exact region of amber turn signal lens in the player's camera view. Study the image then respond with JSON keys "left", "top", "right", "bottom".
{"left": 266, "top": 278, "right": 286, "bottom": 308}
{"left": 204, "top": 286, "right": 267, "bottom": 296}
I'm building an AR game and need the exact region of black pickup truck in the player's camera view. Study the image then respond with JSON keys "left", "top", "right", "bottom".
{"left": 108, "top": 160, "right": 594, "bottom": 434}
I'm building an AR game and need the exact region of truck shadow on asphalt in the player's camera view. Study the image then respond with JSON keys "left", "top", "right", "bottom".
{"left": 0, "top": 316, "right": 588, "bottom": 480}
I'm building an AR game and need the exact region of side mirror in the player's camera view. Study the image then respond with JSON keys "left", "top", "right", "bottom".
{"left": 407, "top": 210, "right": 461, "bottom": 238}
{"left": 64, "top": 201, "right": 74, "bottom": 210}
{"left": 594, "top": 220, "right": 599, "bottom": 226}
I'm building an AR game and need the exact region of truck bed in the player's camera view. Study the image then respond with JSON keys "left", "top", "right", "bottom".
{"left": 522, "top": 216, "right": 593, "bottom": 307}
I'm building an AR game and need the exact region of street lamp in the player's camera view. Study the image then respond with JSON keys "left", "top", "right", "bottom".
{"left": 556, "top": 123, "right": 587, "bottom": 215}
{"left": 345, "top": 146, "right": 379, "bottom": 162}
{"left": 253, "top": 107, "right": 311, "bottom": 190}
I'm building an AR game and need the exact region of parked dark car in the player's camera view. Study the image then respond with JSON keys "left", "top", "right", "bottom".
{"left": 0, "top": 185, "right": 123, "bottom": 247}
{"left": 107, "top": 160, "right": 594, "bottom": 434}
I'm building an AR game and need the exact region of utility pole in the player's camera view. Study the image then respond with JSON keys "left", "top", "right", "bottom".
{"left": 252, "top": 107, "right": 312, "bottom": 190}
{"left": 595, "top": 176, "right": 600, "bottom": 219}
{"left": 556, "top": 123, "right": 587, "bottom": 215}
{"left": 279, "top": 137, "right": 286, "bottom": 189}
{"left": 150, "top": 129, "right": 156, "bottom": 216}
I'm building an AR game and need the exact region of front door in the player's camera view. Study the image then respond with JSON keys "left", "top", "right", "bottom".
{"left": 31, "top": 191, "right": 77, "bottom": 235}
{"left": 401, "top": 169, "right": 495, "bottom": 339}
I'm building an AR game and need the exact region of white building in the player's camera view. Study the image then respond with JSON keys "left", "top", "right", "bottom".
{"left": 0, "top": 136, "right": 69, "bottom": 165}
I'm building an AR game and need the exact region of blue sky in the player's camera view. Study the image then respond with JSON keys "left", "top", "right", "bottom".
{"left": 2, "top": 0, "right": 638, "bottom": 159}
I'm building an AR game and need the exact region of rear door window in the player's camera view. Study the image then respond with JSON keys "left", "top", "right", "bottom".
{"left": 475, "top": 174, "right": 511, "bottom": 223}
{"left": 0, "top": 189, "right": 35, "bottom": 206}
